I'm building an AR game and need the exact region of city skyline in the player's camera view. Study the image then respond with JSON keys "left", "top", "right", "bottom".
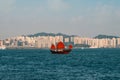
{"left": 1, "top": 33, "right": 120, "bottom": 49}
{"left": 0, "top": 0, "right": 120, "bottom": 39}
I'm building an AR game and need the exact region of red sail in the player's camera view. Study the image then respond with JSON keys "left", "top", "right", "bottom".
{"left": 51, "top": 44, "right": 56, "bottom": 50}
{"left": 69, "top": 44, "right": 73, "bottom": 49}
{"left": 57, "top": 41, "right": 65, "bottom": 49}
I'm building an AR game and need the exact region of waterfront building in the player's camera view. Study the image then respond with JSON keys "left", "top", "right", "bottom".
{"left": 2, "top": 34, "right": 120, "bottom": 49}
{"left": 64, "top": 38, "right": 69, "bottom": 42}
{"left": 117, "top": 38, "right": 120, "bottom": 47}
{"left": 0, "top": 40, "right": 3, "bottom": 46}
{"left": 55, "top": 36, "right": 63, "bottom": 43}
{"left": 111, "top": 38, "right": 116, "bottom": 48}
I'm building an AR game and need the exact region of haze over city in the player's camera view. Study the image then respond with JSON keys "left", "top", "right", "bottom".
{"left": 0, "top": 0, "right": 120, "bottom": 39}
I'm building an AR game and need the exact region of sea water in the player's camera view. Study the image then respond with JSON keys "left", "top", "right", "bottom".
{"left": 0, "top": 48, "right": 120, "bottom": 80}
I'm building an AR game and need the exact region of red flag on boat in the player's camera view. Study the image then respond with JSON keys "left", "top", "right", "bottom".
{"left": 50, "top": 44, "right": 56, "bottom": 50}
{"left": 57, "top": 41, "right": 65, "bottom": 49}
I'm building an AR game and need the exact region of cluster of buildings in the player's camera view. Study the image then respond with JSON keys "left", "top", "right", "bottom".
{"left": 0, "top": 36, "right": 65, "bottom": 49}
{"left": 74, "top": 37, "right": 120, "bottom": 48}
{"left": 0, "top": 35, "right": 120, "bottom": 49}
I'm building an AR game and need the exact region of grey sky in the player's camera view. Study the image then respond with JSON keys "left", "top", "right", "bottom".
{"left": 0, "top": 0, "right": 120, "bottom": 39}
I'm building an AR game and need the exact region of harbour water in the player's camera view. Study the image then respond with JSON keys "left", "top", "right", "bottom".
{"left": 0, "top": 48, "right": 120, "bottom": 80}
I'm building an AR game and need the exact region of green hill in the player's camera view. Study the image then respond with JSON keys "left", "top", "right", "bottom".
{"left": 27, "top": 32, "right": 76, "bottom": 38}
{"left": 94, "top": 34, "right": 119, "bottom": 39}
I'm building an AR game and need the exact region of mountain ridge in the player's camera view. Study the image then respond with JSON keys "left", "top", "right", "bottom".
{"left": 94, "top": 34, "right": 120, "bottom": 39}
{"left": 27, "top": 32, "right": 77, "bottom": 38}
{"left": 27, "top": 32, "right": 119, "bottom": 39}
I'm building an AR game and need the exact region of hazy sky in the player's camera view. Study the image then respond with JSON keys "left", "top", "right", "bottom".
{"left": 0, "top": 0, "right": 120, "bottom": 39}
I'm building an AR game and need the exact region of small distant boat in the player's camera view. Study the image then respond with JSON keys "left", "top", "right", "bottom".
{"left": 50, "top": 41, "right": 73, "bottom": 54}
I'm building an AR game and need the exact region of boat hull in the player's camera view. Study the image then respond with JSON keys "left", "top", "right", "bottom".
{"left": 50, "top": 49, "right": 72, "bottom": 54}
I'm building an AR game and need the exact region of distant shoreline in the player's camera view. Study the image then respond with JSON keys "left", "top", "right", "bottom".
{"left": 5, "top": 47, "right": 120, "bottom": 50}
{"left": 6, "top": 47, "right": 49, "bottom": 49}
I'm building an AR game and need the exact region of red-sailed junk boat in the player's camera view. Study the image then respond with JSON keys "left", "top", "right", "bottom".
{"left": 50, "top": 41, "right": 73, "bottom": 54}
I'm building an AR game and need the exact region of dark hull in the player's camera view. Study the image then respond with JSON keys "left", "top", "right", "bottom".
{"left": 50, "top": 49, "right": 72, "bottom": 54}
